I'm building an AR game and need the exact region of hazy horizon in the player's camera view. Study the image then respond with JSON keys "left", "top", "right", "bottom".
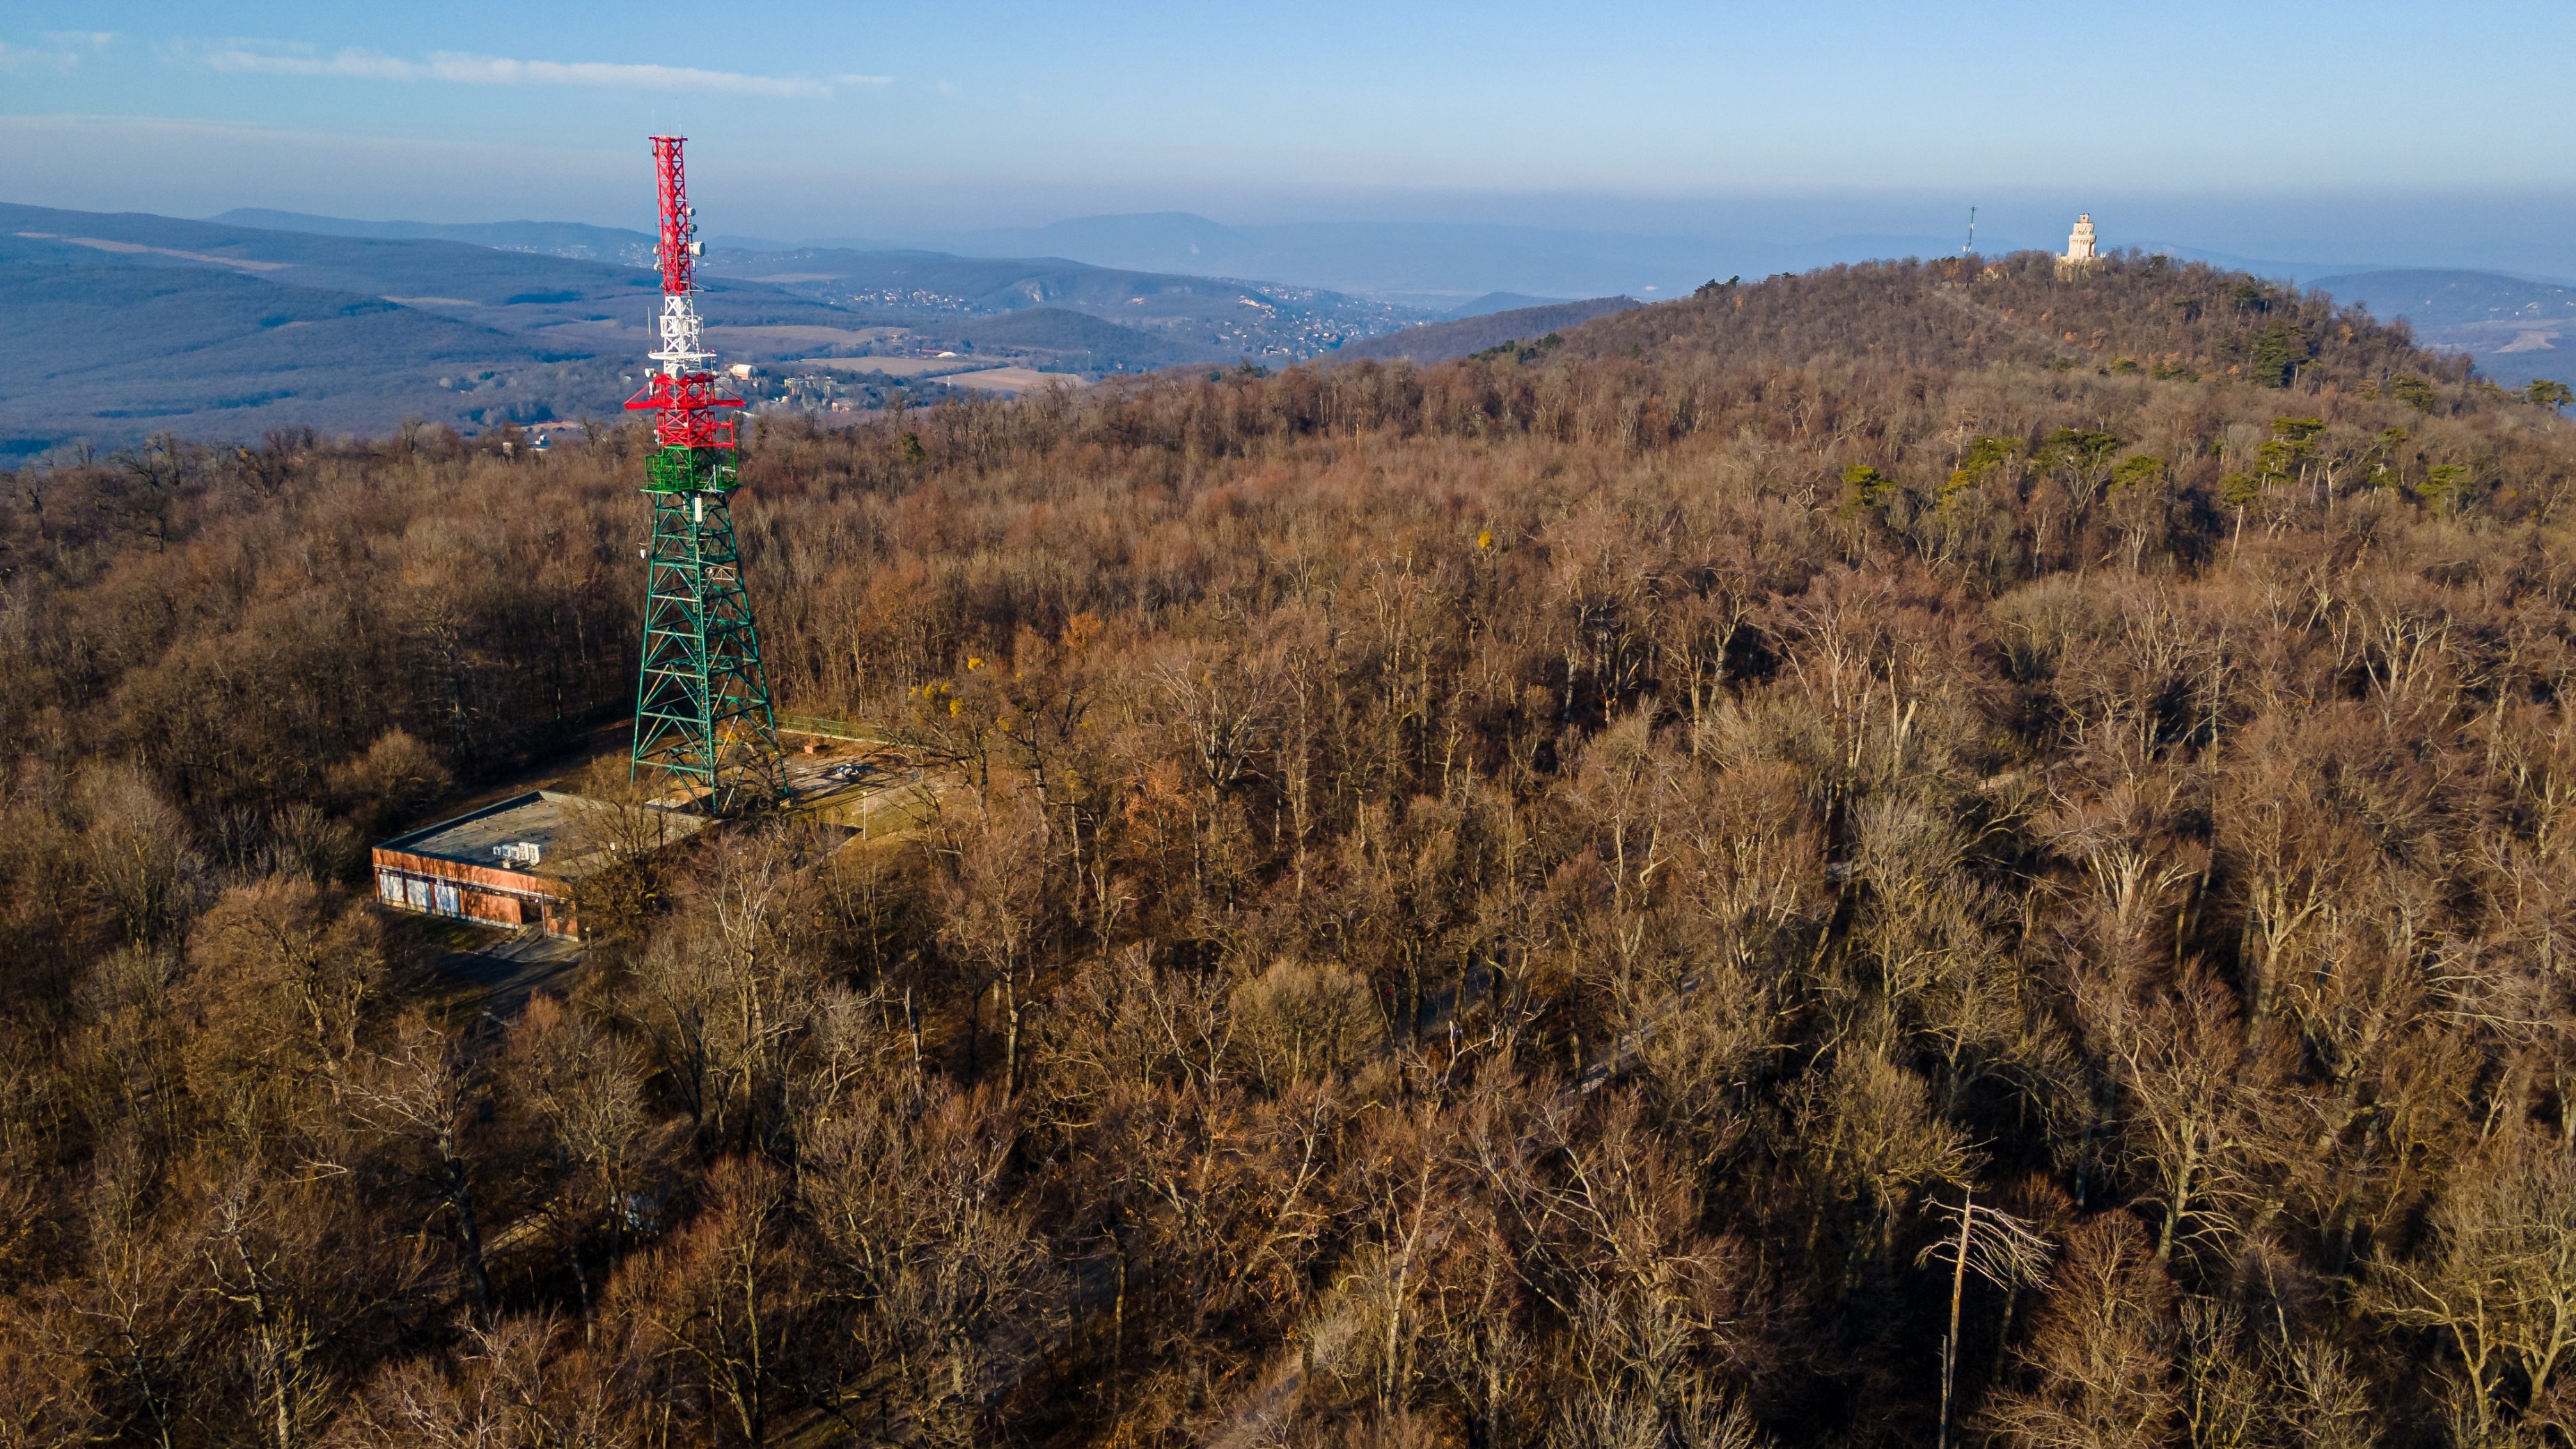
{"left": 10, "top": 1, "right": 2576, "bottom": 283}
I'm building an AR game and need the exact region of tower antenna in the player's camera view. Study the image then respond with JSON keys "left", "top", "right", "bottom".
{"left": 625, "top": 136, "right": 783, "bottom": 814}
{"left": 1964, "top": 205, "right": 1977, "bottom": 257}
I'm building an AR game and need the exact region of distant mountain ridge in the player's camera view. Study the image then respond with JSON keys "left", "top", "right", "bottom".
{"left": 264, "top": 207, "right": 1949, "bottom": 304}
{"left": 2309, "top": 268, "right": 2576, "bottom": 392}
{"left": 199, "top": 206, "right": 1427, "bottom": 357}
{"left": 1, "top": 201, "right": 1429, "bottom": 452}
{"left": 1330, "top": 297, "right": 1640, "bottom": 363}
{"left": 698, "top": 244, "right": 1420, "bottom": 357}
{"left": 210, "top": 209, "right": 655, "bottom": 265}
{"left": 0, "top": 226, "right": 620, "bottom": 452}
{"left": 923, "top": 212, "right": 1965, "bottom": 306}
{"left": 33, "top": 201, "right": 2576, "bottom": 452}
{"left": 2309, "top": 269, "right": 2576, "bottom": 329}
{"left": 1448, "top": 292, "right": 1569, "bottom": 318}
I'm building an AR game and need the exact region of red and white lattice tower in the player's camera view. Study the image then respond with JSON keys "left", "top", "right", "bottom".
{"left": 625, "top": 136, "right": 742, "bottom": 448}
{"left": 622, "top": 136, "right": 781, "bottom": 813}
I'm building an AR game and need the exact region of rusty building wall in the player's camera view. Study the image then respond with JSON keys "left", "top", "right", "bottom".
{"left": 370, "top": 847, "right": 580, "bottom": 937}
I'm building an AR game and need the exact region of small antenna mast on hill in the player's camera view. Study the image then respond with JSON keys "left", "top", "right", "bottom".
{"left": 1964, "top": 206, "right": 1977, "bottom": 257}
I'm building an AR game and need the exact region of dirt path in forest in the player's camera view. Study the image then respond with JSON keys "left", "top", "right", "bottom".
{"left": 1924, "top": 284, "right": 2083, "bottom": 359}
{"left": 1203, "top": 1343, "right": 1314, "bottom": 1449}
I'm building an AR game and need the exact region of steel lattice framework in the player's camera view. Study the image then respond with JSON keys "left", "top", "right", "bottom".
{"left": 625, "top": 136, "right": 782, "bottom": 813}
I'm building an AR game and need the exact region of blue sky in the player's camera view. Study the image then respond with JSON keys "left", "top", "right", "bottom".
{"left": 6, "top": 1, "right": 2576, "bottom": 265}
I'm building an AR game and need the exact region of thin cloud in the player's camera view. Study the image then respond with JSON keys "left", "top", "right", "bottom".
{"left": 200, "top": 46, "right": 850, "bottom": 99}
{"left": 1, "top": 31, "right": 111, "bottom": 71}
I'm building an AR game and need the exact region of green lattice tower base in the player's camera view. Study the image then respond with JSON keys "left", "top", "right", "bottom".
{"left": 631, "top": 445, "right": 783, "bottom": 814}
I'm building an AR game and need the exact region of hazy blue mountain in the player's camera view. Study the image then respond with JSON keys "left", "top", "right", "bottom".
{"left": 926, "top": 213, "right": 1965, "bottom": 305}
{"left": 1448, "top": 292, "right": 1569, "bottom": 318}
{"left": 0, "top": 204, "right": 906, "bottom": 451}
{"left": 698, "top": 244, "right": 1424, "bottom": 360}
{"left": 1, "top": 201, "right": 1433, "bottom": 449}
{"left": 0, "top": 201, "right": 851, "bottom": 331}
{"left": 1330, "top": 297, "right": 1640, "bottom": 364}
{"left": 896, "top": 308, "right": 1202, "bottom": 370}
{"left": 2103, "top": 244, "right": 2390, "bottom": 286}
{"left": 210, "top": 209, "right": 655, "bottom": 264}
{"left": 718, "top": 234, "right": 909, "bottom": 253}
{"left": 194, "top": 203, "right": 2002, "bottom": 318}
{"left": 951, "top": 213, "right": 1239, "bottom": 271}
{"left": 2309, "top": 269, "right": 2576, "bottom": 327}
{"left": 0, "top": 229, "right": 625, "bottom": 455}
{"left": 174, "top": 205, "right": 1427, "bottom": 359}
{"left": 2309, "top": 268, "right": 2576, "bottom": 392}
{"left": 931, "top": 214, "right": 1704, "bottom": 303}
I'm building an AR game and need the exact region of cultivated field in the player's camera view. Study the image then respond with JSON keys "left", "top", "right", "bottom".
{"left": 938, "top": 365, "right": 1087, "bottom": 394}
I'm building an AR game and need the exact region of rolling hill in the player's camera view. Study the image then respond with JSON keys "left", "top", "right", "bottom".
{"left": 0, "top": 203, "right": 877, "bottom": 452}
{"left": 2, "top": 202, "right": 1433, "bottom": 452}
{"left": 881, "top": 308, "right": 1204, "bottom": 371}
{"left": 210, "top": 208, "right": 657, "bottom": 265}
{"left": 0, "top": 229, "right": 629, "bottom": 453}
{"left": 696, "top": 244, "right": 1417, "bottom": 360}
{"left": 927, "top": 212, "right": 1733, "bottom": 305}
{"left": 1328, "top": 295, "right": 1640, "bottom": 363}
{"left": 1447, "top": 291, "right": 1570, "bottom": 318}
{"left": 205, "top": 207, "right": 1424, "bottom": 359}
{"left": 2310, "top": 268, "right": 2576, "bottom": 391}
{"left": 85, "top": 202, "right": 2576, "bottom": 455}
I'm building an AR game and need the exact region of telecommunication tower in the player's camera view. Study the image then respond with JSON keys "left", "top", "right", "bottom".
{"left": 625, "top": 136, "right": 782, "bottom": 813}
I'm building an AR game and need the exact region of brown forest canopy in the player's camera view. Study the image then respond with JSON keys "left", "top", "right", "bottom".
{"left": 3, "top": 252, "right": 2576, "bottom": 1448}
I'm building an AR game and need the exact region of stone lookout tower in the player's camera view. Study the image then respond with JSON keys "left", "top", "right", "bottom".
{"left": 2058, "top": 213, "right": 2103, "bottom": 276}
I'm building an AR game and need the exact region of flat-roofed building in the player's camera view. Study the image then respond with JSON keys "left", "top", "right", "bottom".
{"left": 371, "top": 790, "right": 705, "bottom": 937}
